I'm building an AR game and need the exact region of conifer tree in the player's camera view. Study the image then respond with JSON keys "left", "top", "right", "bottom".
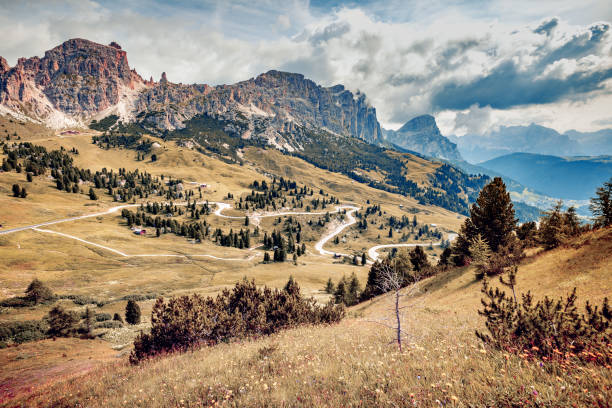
{"left": 469, "top": 177, "right": 517, "bottom": 252}
{"left": 25, "top": 278, "right": 54, "bottom": 304}
{"left": 125, "top": 300, "right": 141, "bottom": 325}
{"left": 324, "top": 278, "right": 335, "bottom": 294}
{"left": 469, "top": 234, "right": 492, "bottom": 279}
{"left": 451, "top": 217, "right": 478, "bottom": 266}
{"left": 409, "top": 246, "right": 430, "bottom": 272}
{"left": 590, "top": 177, "right": 612, "bottom": 227}
{"left": 46, "top": 306, "right": 76, "bottom": 337}
{"left": 539, "top": 201, "right": 566, "bottom": 249}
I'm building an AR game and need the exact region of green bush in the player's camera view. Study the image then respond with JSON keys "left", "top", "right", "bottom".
{"left": 59, "top": 294, "right": 98, "bottom": 305}
{"left": 477, "top": 270, "right": 611, "bottom": 367}
{"left": 95, "top": 313, "right": 112, "bottom": 322}
{"left": 95, "top": 321, "right": 123, "bottom": 329}
{"left": 130, "top": 277, "right": 344, "bottom": 364}
{"left": 0, "top": 297, "right": 33, "bottom": 308}
{"left": 13, "top": 330, "right": 46, "bottom": 343}
{"left": 0, "top": 320, "right": 48, "bottom": 344}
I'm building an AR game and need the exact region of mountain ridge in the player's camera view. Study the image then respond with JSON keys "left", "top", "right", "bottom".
{"left": 0, "top": 38, "right": 382, "bottom": 149}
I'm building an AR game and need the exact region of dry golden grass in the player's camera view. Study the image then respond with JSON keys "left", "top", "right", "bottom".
{"left": 2, "top": 228, "right": 610, "bottom": 407}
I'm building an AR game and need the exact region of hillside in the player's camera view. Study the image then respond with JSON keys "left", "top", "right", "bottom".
{"left": 479, "top": 153, "right": 612, "bottom": 200}
{"left": 4, "top": 227, "right": 611, "bottom": 407}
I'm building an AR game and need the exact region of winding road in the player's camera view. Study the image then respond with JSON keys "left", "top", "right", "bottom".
{"left": 0, "top": 201, "right": 454, "bottom": 263}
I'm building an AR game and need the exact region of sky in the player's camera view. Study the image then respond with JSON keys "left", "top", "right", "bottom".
{"left": 1, "top": 0, "right": 611, "bottom": 135}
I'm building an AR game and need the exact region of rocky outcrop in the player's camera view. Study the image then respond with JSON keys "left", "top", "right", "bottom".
{"left": 383, "top": 115, "right": 462, "bottom": 161}
{"left": 0, "top": 39, "right": 382, "bottom": 147}
{"left": 0, "top": 38, "right": 146, "bottom": 126}
{"left": 134, "top": 70, "right": 382, "bottom": 146}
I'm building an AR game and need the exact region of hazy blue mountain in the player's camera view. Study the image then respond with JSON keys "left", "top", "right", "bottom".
{"left": 453, "top": 124, "right": 612, "bottom": 163}
{"left": 383, "top": 115, "right": 462, "bottom": 160}
{"left": 479, "top": 153, "right": 612, "bottom": 200}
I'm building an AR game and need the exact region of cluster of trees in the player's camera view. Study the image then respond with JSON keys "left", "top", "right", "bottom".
{"left": 1, "top": 142, "right": 180, "bottom": 203}
{"left": 242, "top": 178, "right": 337, "bottom": 212}
{"left": 213, "top": 228, "right": 251, "bottom": 248}
{"left": 325, "top": 273, "right": 361, "bottom": 306}
{"left": 121, "top": 208, "right": 210, "bottom": 241}
{"left": 262, "top": 229, "right": 306, "bottom": 263}
{"left": 11, "top": 184, "right": 27, "bottom": 198}
{"left": 130, "top": 277, "right": 345, "bottom": 364}
{"left": 0, "top": 279, "right": 143, "bottom": 346}
{"left": 450, "top": 176, "right": 612, "bottom": 279}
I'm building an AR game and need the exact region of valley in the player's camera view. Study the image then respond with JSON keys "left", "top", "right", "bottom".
{"left": 0, "top": 32, "right": 611, "bottom": 408}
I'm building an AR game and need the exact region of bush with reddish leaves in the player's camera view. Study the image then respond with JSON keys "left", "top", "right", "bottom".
{"left": 130, "top": 277, "right": 344, "bottom": 364}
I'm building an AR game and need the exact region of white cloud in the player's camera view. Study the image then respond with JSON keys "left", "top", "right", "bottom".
{"left": 0, "top": 0, "right": 611, "bottom": 134}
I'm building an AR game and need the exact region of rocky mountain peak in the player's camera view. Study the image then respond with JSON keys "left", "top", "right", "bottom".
{"left": 1, "top": 38, "right": 382, "bottom": 146}
{"left": 0, "top": 57, "right": 9, "bottom": 74}
{"left": 384, "top": 114, "right": 462, "bottom": 161}
{"left": 398, "top": 114, "right": 438, "bottom": 133}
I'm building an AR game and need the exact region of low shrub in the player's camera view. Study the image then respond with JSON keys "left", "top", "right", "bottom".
{"left": 0, "top": 297, "right": 34, "bottom": 308}
{"left": 59, "top": 294, "right": 99, "bottom": 305}
{"left": 121, "top": 294, "right": 158, "bottom": 302}
{"left": 0, "top": 320, "right": 48, "bottom": 344}
{"left": 130, "top": 277, "right": 344, "bottom": 364}
{"left": 95, "top": 313, "right": 112, "bottom": 322}
{"left": 476, "top": 269, "right": 611, "bottom": 367}
{"left": 95, "top": 321, "right": 123, "bottom": 329}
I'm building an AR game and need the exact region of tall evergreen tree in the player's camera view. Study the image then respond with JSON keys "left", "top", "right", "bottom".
{"left": 25, "top": 278, "right": 54, "bottom": 304}
{"left": 125, "top": 300, "right": 141, "bottom": 325}
{"left": 469, "top": 177, "right": 517, "bottom": 252}
{"left": 590, "top": 177, "right": 612, "bottom": 227}
{"left": 409, "top": 246, "right": 430, "bottom": 272}
{"left": 451, "top": 217, "right": 478, "bottom": 266}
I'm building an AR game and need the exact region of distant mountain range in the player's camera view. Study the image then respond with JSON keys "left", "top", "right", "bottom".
{"left": 0, "top": 38, "right": 489, "bottom": 216}
{"left": 479, "top": 153, "right": 612, "bottom": 201}
{"left": 450, "top": 124, "right": 612, "bottom": 163}
{"left": 382, "top": 115, "right": 462, "bottom": 161}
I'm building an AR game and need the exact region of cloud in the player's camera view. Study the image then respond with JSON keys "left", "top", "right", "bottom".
{"left": 0, "top": 0, "right": 611, "bottom": 134}
{"left": 534, "top": 17, "right": 559, "bottom": 35}
{"left": 431, "top": 61, "right": 612, "bottom": 110}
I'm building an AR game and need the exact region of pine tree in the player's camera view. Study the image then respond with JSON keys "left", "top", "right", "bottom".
{"left": 361, "top": 252, "right": 367, "bottom": 266}
{"left": 263, "top": 252, "right": 271, "bottom": 263}
{"left": 84, "top": 307, "right": 95, "bottom": 335}
{"left": 125, "top": 300, "right": 141, "bottom": 325}
{"left": 469, "top": 177, "right": 517, "bottom": 252}
{"left": 409, "top": 246, "right": 430, "bottom": 272}
{"left": 25, "top": 278, "right": 54, "bottom": 304}
{"left": 451, "top": 217, "right": 477, "bottom": 266}
{"left": 539, "top": 201, "right": 566, "bottom": 250}
{"left": 113, "top": 313, "right": 124, "bottom": 323}
{"left": 12, "top": 184, "right": 20, "bottom": 197}
{"left": 19, "top": 187, "right": 27, "bottom": 198}
{"left": 89, "top": 187, "right": 97, "bottom": 200}
{"left": 347, "top": 273, "right": 361, "bottom": 305}
{"left": 469, "top": 234, "right": 492, "bottom": 279}
{"left": 46, "top": 306, "right": 76, "bottom": 337}
{"left": 590, "top": 177, "right": 612, "bottom": 227}
{"left": 438, "top": 247, "right": 452, "bottom": 266}
{"left": 324, "top": 278, "right": 335, "bottom": 294}
{"left": 334, "top": 276, "right": 348, "bottom": 305}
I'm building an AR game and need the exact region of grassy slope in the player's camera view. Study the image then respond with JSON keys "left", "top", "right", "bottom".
{"left": 5, "top": 228, "right": 611, "bottom": 407}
